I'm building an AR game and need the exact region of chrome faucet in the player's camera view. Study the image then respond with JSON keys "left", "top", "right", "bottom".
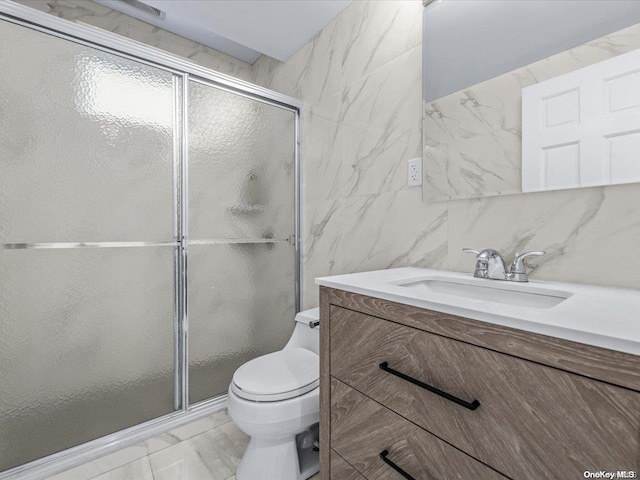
{"left": 463, "top": 248, "right": 545, "bottom": 282}
{"left": 463, "top": 248, "right": 507, "bottom": 280}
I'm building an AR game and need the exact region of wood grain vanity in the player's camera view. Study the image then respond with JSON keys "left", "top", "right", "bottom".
{"left": 319, "top": 286, "right": 640, "bottom": 479}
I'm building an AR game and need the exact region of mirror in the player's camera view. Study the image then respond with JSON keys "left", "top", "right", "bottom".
{"left": 422, "top": 0, "right": 640, "bottom": 202}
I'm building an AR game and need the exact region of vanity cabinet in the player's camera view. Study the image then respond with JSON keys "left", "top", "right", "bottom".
{"left": 331, "top": 450, "right": 366, "bottom": 480}
{"left": 319, "top": 287, "right": 640, "bottom": 480}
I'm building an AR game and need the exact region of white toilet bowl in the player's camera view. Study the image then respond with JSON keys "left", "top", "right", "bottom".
{"left": 228, "top": 308, "right": 320, "bottom": 480}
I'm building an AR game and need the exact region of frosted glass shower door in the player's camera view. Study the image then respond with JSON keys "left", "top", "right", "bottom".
{"left": 0, "top": 20, "right": 179, "bottom": 471}
{"left": 187, "top": 80, "right": 297, "bottom": 403}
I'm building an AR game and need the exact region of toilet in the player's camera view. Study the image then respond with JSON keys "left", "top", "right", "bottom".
{"left": 228, "top": 308, "right": 320, "bottom": 480}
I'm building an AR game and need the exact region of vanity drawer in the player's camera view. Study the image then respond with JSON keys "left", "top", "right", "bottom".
{"left": 330, "top": 306, "right": 640, "bottom": 479}
{"left": 331, "top": 377, "right": 505, "bottom": 479}
{"left": 331, "top": 449, "right": 366, "bottom": 480}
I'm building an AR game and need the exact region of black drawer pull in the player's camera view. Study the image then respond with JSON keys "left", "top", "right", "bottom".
{"left": 380, "top": 449, "right": 415, "bottom": 480}
{"left": 379, "top": 361, "right": 480, "bottom": 411}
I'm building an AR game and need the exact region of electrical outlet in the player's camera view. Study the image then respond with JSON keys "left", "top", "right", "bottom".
{"left": 407, "top": 158, "right": 422, "bottom": 187}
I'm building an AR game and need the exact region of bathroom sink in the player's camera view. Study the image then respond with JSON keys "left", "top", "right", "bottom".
{"left": 316, "top": 268, "right": 640, "bottom": 356}
{"left": 392, "top": 276, "right": 572, "bottom": 309}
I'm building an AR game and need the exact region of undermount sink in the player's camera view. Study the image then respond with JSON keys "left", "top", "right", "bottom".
{"left": 392, "top": 276, "right": 572, "bottom": 309}
{"left": 316, "top": 267, "right": 640, "bottom": 356}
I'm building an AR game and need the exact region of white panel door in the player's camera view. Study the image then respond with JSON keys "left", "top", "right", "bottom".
{"left": 522, "top": 49, "right": 640, "bottom": 192}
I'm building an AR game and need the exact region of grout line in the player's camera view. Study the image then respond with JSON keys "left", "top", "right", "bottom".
{"left": 146, "top": 413, "right": 233, "bottom": 457}
{"left": 148, "top": 455, "right": 157, "bottom": 480}
{"left": 84, "top": 454, "right": 147, "bottom": 480}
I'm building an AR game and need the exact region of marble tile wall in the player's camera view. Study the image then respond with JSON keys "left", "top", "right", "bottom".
{"left": 13, "top": 0, "right": 253, "bottom": 81}
{"left": 428, "top": 23, "right": 640, "bottom": 290}
{"left": 423, "top": 23, "right": 640, "bottom": 201}
{"left": 251, "top": 0, "right": 640, "bottom": 303}
{"left": 252, "top": 0, "right": 451, "bottom": 308}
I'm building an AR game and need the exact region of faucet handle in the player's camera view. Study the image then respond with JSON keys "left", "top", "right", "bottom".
{"left": 509, "top": 251, "right": 545, "bottom": 282}
{"left": 510, "top": 251, "right": 546, "bottom": 273}
{"left": 462, "top": 248, "right": 480, "bottom": 255}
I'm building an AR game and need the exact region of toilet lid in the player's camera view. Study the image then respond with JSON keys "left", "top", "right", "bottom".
{"left": 232, "top": 348, "right": 319, "bottom": 401}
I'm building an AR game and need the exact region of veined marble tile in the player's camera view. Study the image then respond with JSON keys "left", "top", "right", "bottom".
{"left": 252, "top": 54, "right": 281, "bottom": 91}
{"left": 340, "top": 189, "right": 448, "bottom": 275}
{"left": 44, "top": 417, "right": 310, "bottom": 480}
{"left": 337, "top": 44, "right": 422, "bottom": 198}
{"left": 149, "top": 422, "right": 248, "bottom": 480}
{"left": 339, "top": 0, "right": 423, "bottom": 88}
{"left": 341, "top": 118, "right": 422, "bottom": 199}
{"left": 17, "top": 0, "right": 112, "bottom": 17}
{"left": 251, "top": 12, "right": 344, "bottom": 109}
{"left": 146, "top": 410, "right": 232, "bottom": 455}
{"left": 47, "top": 411, "right": 232, "bottom": 480}
{"left": 302, "top": 199, "right": 344, "bottom": 308}
{"left": 447, "top": 183, "right": 640, "bottom": 290}
{"left": 15, "top": 0, "right": 129, "bottom": 35}
{"left": 545, "top": 22, "right": 640, "bottom": 78}
{"left": 341, "top": 44, "right": 422, "bottom": 133}
{"left": 48, "top": 443, "right": 150, "bottom": 480}
{"left": 338, "top": 124, "right": 379, "bottom": 198}
{"left": 375, "top": 118, "right": 423, "bottom": 194}
{"left": 423, "top": 70, "right": 527, "bottom": 201}
{"left": 252, "top": 0, "right": 422, "bottom": 97}
{"left": 249, "top": 1, "right": 428, "bottom": 306}
{"left": 380, "top": 189, "right": 448, "bottom": 270}
{"left": 302, "top": 113, "right": 343, "bottom": 203}
{"left": 91, "top": 457, "right": 153, "bottom": 480}
{"left": 423, "top": 22, "right": 640, "bottom": 203}
{"left": 306, "top": 90, "right": 342, "bottom": 125}
{"left": 423, "top": 59, "right": 551, "bottom": 202}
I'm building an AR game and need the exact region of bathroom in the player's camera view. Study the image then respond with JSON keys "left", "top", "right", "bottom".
{"left": 0, "top": 0, "right": 638, "bottom": 479}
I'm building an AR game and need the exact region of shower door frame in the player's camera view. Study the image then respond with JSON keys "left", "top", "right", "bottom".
{"left": 0, "top": 2, "right": 302, "bottom": 478}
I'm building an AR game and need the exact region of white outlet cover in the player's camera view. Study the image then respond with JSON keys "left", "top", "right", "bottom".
{"left": 407, "top": 157, "right": 422, "bottom": 187}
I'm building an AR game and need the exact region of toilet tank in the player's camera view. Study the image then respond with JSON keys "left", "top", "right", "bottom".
{"left": 284, "top": 308, "right": 320, "bottom": 355}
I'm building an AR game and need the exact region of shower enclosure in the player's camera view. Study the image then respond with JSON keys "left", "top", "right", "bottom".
{"left": 0, "top": 4, "right": 300, "bottom": 476}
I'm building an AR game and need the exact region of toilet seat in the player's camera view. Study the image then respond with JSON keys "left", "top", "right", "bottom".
{"left": 231, "top": 347, "right": 319, "bottom": 402}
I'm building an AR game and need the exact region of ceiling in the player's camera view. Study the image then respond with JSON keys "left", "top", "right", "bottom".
{"left": 95, "top": 0, "right": 353, "bottom": 64}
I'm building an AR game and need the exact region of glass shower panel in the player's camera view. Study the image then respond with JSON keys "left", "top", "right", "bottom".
{"left": 0, "top": 20, "right": 178, "bottom": 472}
{"left": 0, "top": 20, "right": 176, "bottom": 243}
{"left": 188, "top": 243, "right": 296, "bottom": 402}
{"left": 188, "top": 81, "right": 296, "bottom": 241}
{"left": 188, "top": 80, "right": 296, "bottom": 403}
{"left": 0, "top": 247, "right": 176, "bottom": 471}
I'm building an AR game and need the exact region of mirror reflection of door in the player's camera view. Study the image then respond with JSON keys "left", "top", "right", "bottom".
{"left": 422, "top": 0, "right": 640, "bottom": 202}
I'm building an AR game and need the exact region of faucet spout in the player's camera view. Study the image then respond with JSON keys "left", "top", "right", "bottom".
{"left": 463, "top": 248, "right": 508, "bottom": 280}
{"left": 476, "top": 249, "right": 508, "bottom": 280}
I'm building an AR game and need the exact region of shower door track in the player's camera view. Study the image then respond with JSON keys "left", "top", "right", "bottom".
{"left": 0, "top": 2, "right": 303, "bottom": 479}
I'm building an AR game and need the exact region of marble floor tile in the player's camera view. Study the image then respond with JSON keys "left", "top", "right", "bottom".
{"left": 48, "top": 443, "right": 150, "bottom": 480}
{"left": 339, "top": 0, "right": 422, "bottom": 87}
{"left": 46, "top": 414, "right": 324, "bottom": 480}
{"left": 90, "top": 457, "right": 153, "bottom": 480}
{"left": 149, "top": 422, "right": 249, "bottom": 480}
{"left": 146, "top": 410, "right": 232, "bottom": 455}
{"left": 48, "top": 411, "right": 234, "bottom": 480}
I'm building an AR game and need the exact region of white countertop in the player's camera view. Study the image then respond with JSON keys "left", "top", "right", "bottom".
{"left": 316, "top": 268, "right": 640, "bottom": 356}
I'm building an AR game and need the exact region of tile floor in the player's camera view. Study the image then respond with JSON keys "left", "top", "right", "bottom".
{"left": 49, "top": 410, "right": 320, "bottom": 480}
